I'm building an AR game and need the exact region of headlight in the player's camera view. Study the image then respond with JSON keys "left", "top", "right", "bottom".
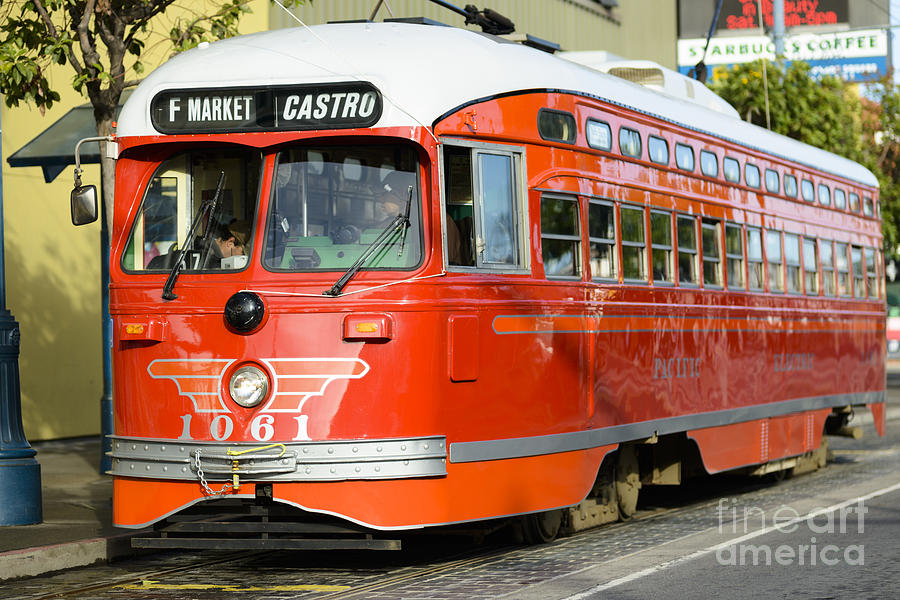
{"left": 229, "top": 365, "right": 269, "bottom": 408}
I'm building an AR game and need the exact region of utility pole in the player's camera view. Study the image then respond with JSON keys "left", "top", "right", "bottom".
{"left": 0, "top": 102, "right": 42, "bottom": 526}
{"left": 772, "top": 0, "right": 785, "bottom": 57}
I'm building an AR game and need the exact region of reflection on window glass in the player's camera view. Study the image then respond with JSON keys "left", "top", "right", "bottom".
{"left": 677, "top": 215, "right": 697, "bottom": 284}
{"left": 723, "top": 157, "right": 740, "bottom": 183}
{"left": 765, "top": 169, "right": 779, "bottom": 193}
{"left": 651, "top": 211, "right": 672, "bottom": 283}
{"left": 803, "top": 238, "right": 818, "bottom": 295}
{"left": 725, "top": 225, "right": 744, "bottom": 288}
{"left": 863, "top": 197, "right": 874, "bottom": 217}
{"left": 820, "top": 239, "right": 834, "bottom": 296}
{"left": 747, "top": 227, "right": 763, "bottom": 289}
{"left": 586, "top": 119, "right": 612, "bottom": 151}
{"left": 648, "top": 136, "right": 669, "bottom": 165}
{"left": 589, "top": 201, "right": 616, "bottom": 280}
{"left": 619, "top": 127, "right": 642, "bottom": 159}
{"left": 801, "top": 179, "right": 815, "bottom": 202}
{"left": 851, "top": 245, "right": 864, "bottom": 297}
{"left": 124, "top": 149, "right": 262, "bottom": 272}
{"left": 479, "top": 153, "right": 517, "bottom": 265}
{"left": 262, "top": 145, "right": 421, "bottom": 272}
{"left": 745, "top": 164, "right": 761, "bottom": 188}
{"left": 538, "top": 109, "right": 576, "bottom": 144}
{"left": 702, "top": 220, "right": 722, "bottom": 286}
{"left": 675, "top": 143, "right": 694, "bottom": 171}
{"left": 541, "top": 195, "right": 580, "bottom": 278}
{"left": 836, "top": 242, "right": 850, "bottom": 296}
{"left": 766, "top": 230, "right": 783, "bottom": 292}
{"left": 849, "top": 192, "right": 861, "bottom": 213}
{"left": 621, "top": 206, "right": 646, "bottom": 281}
{"left": 700, "top": 150, "right": 718, "bottom": 177}
{"left": 865, "top": 247, "right": 877, "bottom": 299}
{"left": 818, "top": 184, "right": 831, "bottom": 206}
{"left": 784, "top": 233, "right": 801, "bottom": 293}
{"left": 834, "top": 188, "right": 846, "bottom": 210}
{"left": 784, "top": 174, "right": 798, "bottom": 198}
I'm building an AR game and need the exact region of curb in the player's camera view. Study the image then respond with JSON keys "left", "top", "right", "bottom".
{"left": 0, "top": 533, "right": 144, "bottom": 581}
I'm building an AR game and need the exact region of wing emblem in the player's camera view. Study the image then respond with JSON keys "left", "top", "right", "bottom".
{"left": 147, "top": 357, "right": 369, "bottom": 414}
{"left": 147, "top": 359, "right": 235, "bottom": 413}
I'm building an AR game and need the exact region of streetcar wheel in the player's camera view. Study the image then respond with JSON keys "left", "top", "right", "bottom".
{"left": 521, "top": 509, "right": 564, "bottom": 544}
{"left": 616, "top": 445, "right": 642, "bottom": 519}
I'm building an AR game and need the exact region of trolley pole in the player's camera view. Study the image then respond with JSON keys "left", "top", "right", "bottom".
{"left": 0, "top": 103, "right": 43, "bottom": 526}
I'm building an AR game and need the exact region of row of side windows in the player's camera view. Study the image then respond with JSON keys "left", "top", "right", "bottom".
{"left": 538, "top": 194, "right": 883, "bottom": 301}
{"left": 569, "top": 115, "right": 879, "bottom": 218}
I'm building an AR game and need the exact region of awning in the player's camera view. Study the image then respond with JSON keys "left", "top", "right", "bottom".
{"left": 6, "top": 94, "right": 126, "bottom": 183}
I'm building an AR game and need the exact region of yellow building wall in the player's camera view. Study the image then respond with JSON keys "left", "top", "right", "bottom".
{"left": 0, "top": 2, "right": 271, "bottom": 441}
{"left": 270, "top": 0, "right": 677, "bottom": 68}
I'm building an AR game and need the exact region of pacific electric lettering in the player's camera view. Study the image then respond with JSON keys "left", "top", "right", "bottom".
{"left": 281, "top": 91, "right": 377, "bottom": 122}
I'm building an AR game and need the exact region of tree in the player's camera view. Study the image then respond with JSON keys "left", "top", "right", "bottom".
{"left": 0, "top": 0, "right": 302, "bottom": 224}
{"left": 708, "top": 60, "right": 900, "bottom": 253}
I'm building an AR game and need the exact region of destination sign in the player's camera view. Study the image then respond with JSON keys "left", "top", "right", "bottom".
{"left": 150, "top": 82, "right": 382, "bottom": 134}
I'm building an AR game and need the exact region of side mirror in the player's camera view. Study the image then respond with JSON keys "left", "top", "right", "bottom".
{"left": 70, "top": 185, "right": 98, "bottom": 226}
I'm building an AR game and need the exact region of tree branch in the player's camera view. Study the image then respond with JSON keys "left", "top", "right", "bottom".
{"left": 32, "top": 0, "right": 86, "bottom": 75}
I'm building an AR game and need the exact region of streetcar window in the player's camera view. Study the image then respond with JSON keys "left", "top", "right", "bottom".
{"left": 820, "top": 239, "right": 835, "bottom": 296}
{"left": 701, "top": 219, "right": 722, "bottom": 287}
{"left": 784, "top": 174, "right": 798, "bottom": 198}
{"left": 801, "top": 179, "right": 815, "bottom": 202}
{"left": 650, "top": 210, "right": 673, "bottom": 284}
{"left": 851, "top": 246, "right": 865, "bottom": 297}
{"left": 700, "top": 150, "right": 718, "bottom": 177}
{"left": 834, "top": 188, "right": 847, "bottom": 210}
{"left": 803, "top": 237, "right": 818, "bottom": 295}
{"left": 747, "top": 227, "right": 764, "bottom": 290}
{"left": 765, "top": 169, "right": 779, "bottom": 194}
{"left": 538, "top": 109, "right": 576, "bottom": 144}
{"left": 441, "top": 142, "right": 528, "bottom": 271}
{"left": 865, "top": 247, "right": 877, "bottom": 299}
{"left": 817, "top": 184, "right": 831, "bottom": 206}
{"left": 725, "top": 224, "right": 744, "bottom": 289}
{"left": 784, "top": 233, "right": 801, "bottom": 293}
{"left": 621, "top": 205, "right": 647, "bottom": 281}
{"left": 677, "top": 215, "right": 698, "bottom": 285}
{"left": 262, "top": 144, "right": 423, "bottom": 272}
{"left": 744, "top": 163, "right": 761, "bottom": 189}
{"left": 619, "top": 127, "right": 642, "bottom": 159}
{"left": 849, "top": 192, "right": 861, "bottom": 213}
{"left": 589, "top": 200, "right": 616, "bottom": 280}
{"left": 675, "top": 143, "right": 694, "bottom": 171}
{"left": 123, "top": 148, "right": 263, "bottom": 273}
{"left": 766, "top": 230, "right": 784, "bottom": 292}
{"left": 835, "top": 242, "right": 850, "bottom": 297}
{"left": 863, "top": 197, "right": 875, "bottom": 217}
{"left": 541, "top": 194, "right": 581, "bottom": 279}
{"left": 723, "top": 157, "right": 740, "bottom": 183}
{"left": 648, "top": 136, "right": 669, "bottom": 165}
{"left": 586, "top": 119, "right": 612, "bottom": 151}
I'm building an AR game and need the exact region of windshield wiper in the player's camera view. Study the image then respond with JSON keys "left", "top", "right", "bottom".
{"left": 324, "top": 185, "right": 412, "bottom": 297}
{"left": 162, "top": 171, "right": 226, "bottom": 301}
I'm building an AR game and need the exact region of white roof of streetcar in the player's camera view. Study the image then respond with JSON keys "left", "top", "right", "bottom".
{"left": 118, "top": 22, "right": 878, "bottom": 188}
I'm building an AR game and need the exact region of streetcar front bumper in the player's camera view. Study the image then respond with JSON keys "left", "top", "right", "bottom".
{"left": 106, "top": 435, "right": 447, "bottom": 482}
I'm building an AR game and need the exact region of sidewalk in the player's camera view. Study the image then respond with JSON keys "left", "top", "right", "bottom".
{"left": 0, "top": 437, "right": 147, "bottom": 581}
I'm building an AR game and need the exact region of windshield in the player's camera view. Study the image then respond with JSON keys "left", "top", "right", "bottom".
{"left": 123, "top": 149, "right": 262, "bottom": 272}
{"left": 263, "top": 144, "right": 422, "bottom": 271}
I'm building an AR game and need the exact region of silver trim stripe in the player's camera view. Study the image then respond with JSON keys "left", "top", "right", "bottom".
{"left": 449, "top": 392, "right": 884, "bottom": 463}
{"left": 108, "top": 436, "right": 447, "bottom": 481}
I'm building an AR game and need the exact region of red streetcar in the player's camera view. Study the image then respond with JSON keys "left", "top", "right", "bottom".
{"left": 70, "top": 19, "right": 885, "bottom": 549}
